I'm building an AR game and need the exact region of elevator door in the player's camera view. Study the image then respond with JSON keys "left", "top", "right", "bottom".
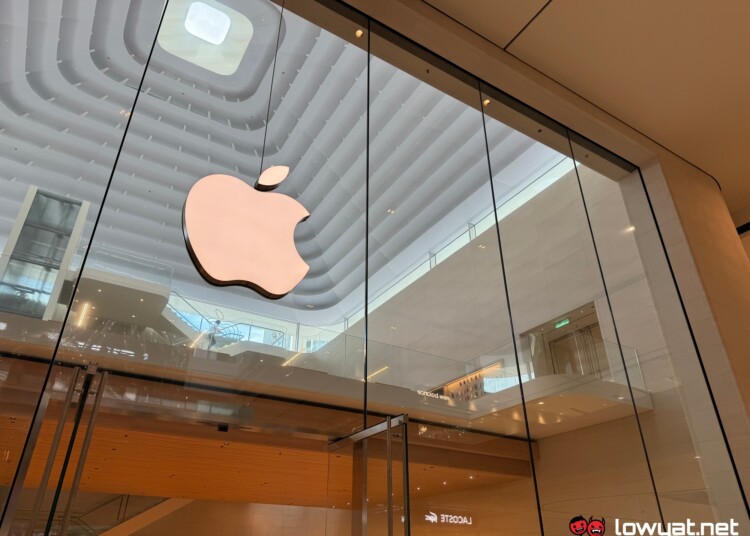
{"left": 326, "top": 416, "right": 410, "bottom": 536}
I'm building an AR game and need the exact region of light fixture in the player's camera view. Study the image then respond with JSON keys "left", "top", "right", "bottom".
{"left": 185, "top": 2, "right": 231, "bottom": 45}
{"left": 482, "top": 98, "right": 490, "bottom": 106}
{"left": 76, "top": 302, "right": 90, "bottom": 327}
{"left": 355, "top": 29, "right": 364, "bottom": 38}
{"left": 366, "top": 366, "right": 389, "bottom": 381}
{"left": 282, "top": 352, "right": 303, "bottom": 367}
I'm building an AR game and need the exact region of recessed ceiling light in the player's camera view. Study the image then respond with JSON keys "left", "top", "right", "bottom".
{"left": 482, "top": 98, "right": 490, "bottom": 106}
{"left": 355, "top": 29, "right": 364, "bottom": 38}
{"left": 185, "top": 2, "right": 231, "bottom": 45}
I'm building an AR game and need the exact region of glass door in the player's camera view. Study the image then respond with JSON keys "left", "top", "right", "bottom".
{"left": 0, "top": 365, "right": 107, "bottom": 536}
{"left": 327, "top": 416, "right": 410, "bottom": 536}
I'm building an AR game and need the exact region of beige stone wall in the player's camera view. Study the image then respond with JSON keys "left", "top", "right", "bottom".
{"left": 640, "top": 155, "right": 750, "bottom": 494}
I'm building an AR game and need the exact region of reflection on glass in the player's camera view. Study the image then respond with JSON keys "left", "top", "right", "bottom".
{"left": 0, "top": 0, "right": 168, "bottom": 517}
{"left": 481, "top": 85, "right": 662, "bottom": 531}
{"left": 0, "top": 0, "right": 744, "bottom": 532}
{"left": 571, "top": 135, "right": 749, "bottom": 528}
{"left": 21, "top": 0, "right": 371, "bottom": 530}
{"left": 408, "top": 423, "right": 536, "bottom": 535}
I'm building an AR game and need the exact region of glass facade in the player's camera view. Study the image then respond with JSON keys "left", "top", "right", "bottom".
{"left": 0, "top": 0, "right": 746, "bottom": 534}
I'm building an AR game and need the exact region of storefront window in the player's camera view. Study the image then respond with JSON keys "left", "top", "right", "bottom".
{"left": 0, "top": 0, "right": 745, "bottom": 533}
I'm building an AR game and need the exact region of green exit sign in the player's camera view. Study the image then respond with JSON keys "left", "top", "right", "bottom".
{"left": 554, "top": 318, "right": 570, "bottom": 329}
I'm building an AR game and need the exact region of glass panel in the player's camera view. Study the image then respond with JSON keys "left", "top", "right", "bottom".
{"left": 481, "top": 83, "right": 663, "bottom": 532}
{"left": 14, "top": 0, "right": 370, "bottom": 531}
{"left": 327, "top": 438, "right": 356, "bottom": 535}
{"left": 0, "top": 0, "right": 166, "bottom": 515}
{"left": 366, "top": 24, "right": 541, "bottom": 535}
{"left": 53, "top": 0, "right": 368, "bottom": 403}
{"left": 408, "top": 422, "right": 536, "bottom": 535}
{"left": 3, "top": 0, "right": 741, "bottom": 533}
{"left": 570, "top": 134, "right": 750, "bottom": 530}
{"left": 326, "top": 418, "right": 408, "bottom": 535}
{"left": 366, "top": 24, "right": 517, "bottom": 435}
{"left": 19, "top": 369, "right": 364, "bottom": 535}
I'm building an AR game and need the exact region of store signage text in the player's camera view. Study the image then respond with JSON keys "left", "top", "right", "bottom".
{"left": 416, "top": 390, "right": 449, "bottom": 401}
{"left": 425, "top": 511, "right": 473, "bottom": 525}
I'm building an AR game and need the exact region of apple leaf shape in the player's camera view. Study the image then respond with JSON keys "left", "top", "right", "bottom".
{"left": 255, "top": 165, "right": 290, "bottom": 191}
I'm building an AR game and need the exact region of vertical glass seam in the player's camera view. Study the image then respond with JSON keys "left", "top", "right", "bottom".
{"left": 567, "top": 133, "right": 666, "bottom": 524}
{"left": 363, "top": 17, "right": 371, "bottom": 430}
{"left": 479, "top": 81, "right": 545, "bottom": 536}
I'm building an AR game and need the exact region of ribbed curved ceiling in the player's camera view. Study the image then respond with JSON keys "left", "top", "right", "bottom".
{"left": 0, "top": 0, "right": 563, "bottom": 325}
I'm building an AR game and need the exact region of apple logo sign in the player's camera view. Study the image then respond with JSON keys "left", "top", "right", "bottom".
{"left": 183, "top": 166, "right": 309, "bottom": 299}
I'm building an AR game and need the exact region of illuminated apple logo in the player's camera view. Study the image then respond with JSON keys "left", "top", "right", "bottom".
{"left": 183, "top": 166, "right": 309, "bottom": 299}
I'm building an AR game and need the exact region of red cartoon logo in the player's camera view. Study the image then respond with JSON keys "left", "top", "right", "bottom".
{"left": 569, "top": 516, "right": 588, "bottom": 535}
{"left": 588, "top": 517, "right": 605, "bottom": 535}
{"left": 569, "top": 516, "right": 605, "bottom": 536}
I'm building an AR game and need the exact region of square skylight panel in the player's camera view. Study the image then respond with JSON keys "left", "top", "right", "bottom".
{"left": 184, "top": 2, "right": 231, "bottom": 45}
{"left": 158, "top": 0, "right": 254, "bottom": 76}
